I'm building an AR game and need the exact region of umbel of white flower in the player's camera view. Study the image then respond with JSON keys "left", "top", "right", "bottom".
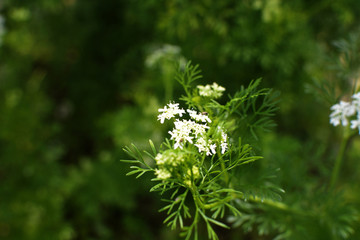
{"left": 155, "top": 82, "right": 228, "bottom": 181}
{"left": 197, "top": 82, "right": 225, "bottom": 99}
{"left": 158, "top": 102, "right": 185, "bottom": 124}
{"left": 330, "top": 92, "right": 360, "bottom": 133}
{"left": 157, "top": 101, "right": 228, "bottom": 154}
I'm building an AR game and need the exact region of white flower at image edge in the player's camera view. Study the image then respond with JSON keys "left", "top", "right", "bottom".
{"left": 158, "top": 102, "right": 185, "bottom": 124}
{"left": 329, "top": 92, "right": 360, "bottom": 134}
{"left": 329, "top": 101, "right": 356, "bottom": 126}
{"left": 352, "top": 93, "right": 360, "bottom": 108}
{"left": 351, "top": 118, "right": 360, "bottom": 133}
{"left": 209, "top": 143, "right": 217, "bottom": 155}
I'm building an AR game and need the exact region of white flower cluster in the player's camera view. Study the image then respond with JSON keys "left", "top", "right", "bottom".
{"left": 194, "top": 129, "right": 228, "bottom": 156}
{"left": 158, "top": 102, "right": 229, "bottom": 155}
{"left": 197, "top": 82, "right": 226, "bottom": 99}
{"left": 169, "top": 119, "right": 210, "bottom": 149}
{"left": 187, "top": 109, "right": 211, "bottom": 123}
{"left": 158, "top": 102, "right": 185, "bottom": 124}
{"left": 330, "top": 93, "right": 360, "bottom": 133}
{"left": 220, "top": 131, "right": 228, "bottom": 154}
{"left": 194, "top": 137, "right": 217, "bottom": 156}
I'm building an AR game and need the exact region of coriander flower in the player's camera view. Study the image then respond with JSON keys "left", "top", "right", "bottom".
{"left": 330, "top": 92, "right": 360, "bottom": 135}
{"left": 194, "top": 137, "right": 208, "bottom": 153}
{"left": 212, "top": 82, "right": 226, "bottom": 92}
{"left": 155, "top": 153, "right": 166, "bottom": 165}
{"left": 155, "top": 150, "right": 185, "bottom": 166}
{"left": 168, "top": 120, "right": 195, "bottom": 149}
{"left": 352, "top": 93, "right": 360, "bottom": 107}
{"left": 209, "top": 143, "right": 217, "bottom": 155}
{"left": 197, "top": 82, "right": 225, "bottom": 99}
{"left": 351, "top": 118, "right": 360, "bottom": 132}
{"left": 187, "top": 109, "right": 212, "bottom": 123}
{"left": 168, "top": 119, "right": 210, "bottom": 149}
{"left": 197, "top": 85, "right": 212, "bottom": 97}
{"left": 194, "top": 137, "right": 217, "bottom": 156}
{"left": 158, "top": 102, "right": 185, "bottom": 124}
{"left": 221, "top": 142, "right": 228, "bottom": 154}
{"left": 185, "top": 165, "right": 200, "bottom": 184}
{"left": 160, "top": 100, "right": 231, "bottom": 154}
{"left": 155, "top": 168, "right": 171, "bottom": 180}
{"left": 220, "top": 131, "right": 228, "bottom": 154}
{"left": 329, "top": 101, "right": 356, "bottom": 126}
{"left": 190, "top": 121, "right": 209, "bottom": 137}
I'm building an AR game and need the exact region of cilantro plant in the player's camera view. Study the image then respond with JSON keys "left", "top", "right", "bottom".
{"left": 122, "top": 62, "right": 280, "bottom": 239}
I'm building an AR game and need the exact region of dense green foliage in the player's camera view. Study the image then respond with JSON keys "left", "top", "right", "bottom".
{"left": 1, "top": 0, "right": 360, "bottom": 239}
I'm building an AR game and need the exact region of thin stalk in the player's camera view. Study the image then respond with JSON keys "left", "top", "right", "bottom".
{"left": 184, "top": 208, "right": 199, "bottom": 240}
{"left": 329, "top": 127, "right": 351, "bottom": 189}
{"left": 220, "top": 159, "right": 229, "bottom": 185}
{"left": 218, "top": 151, "right": 229, "bottom": 185}
{"left": 190, "top": 185, "right": 205, "bottom": 209}
{"left": 190, "top": 184, "right": 219, "bottom": 210}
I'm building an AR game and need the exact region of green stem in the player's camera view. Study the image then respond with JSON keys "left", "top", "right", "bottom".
{"left": 190, "top": 185, "right": 204, "bottom": 209}
{"left": 190, "top": 184, "right": 219, "bottom": 210}
{"left": 220, "top": 159, "right": 229, "bottom": 184}
{"left": 329, "top": 127, "right": 351, "bottom": 189}
{"left": 218, "top": 151, "right": 229, "bottom": 185}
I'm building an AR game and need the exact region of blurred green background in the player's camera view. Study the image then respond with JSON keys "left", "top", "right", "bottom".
{"left": 1, "top": 0, "right": 360, "bottom": 239}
